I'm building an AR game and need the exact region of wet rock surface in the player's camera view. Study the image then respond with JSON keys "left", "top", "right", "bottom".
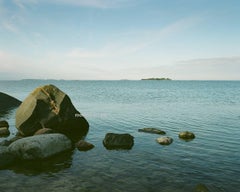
{"left": 103, "top": 133, "right": 134, "bottom": 150}
{"left": 138, "top": 127, "right": 166, "bottom": 135}
{"left": 156, "top": 137, "right": 173, "bottom": 145}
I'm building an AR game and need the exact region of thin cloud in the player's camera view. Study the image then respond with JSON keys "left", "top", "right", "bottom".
{"left": 66, "top": 16, "right": 201, "bottom": 59}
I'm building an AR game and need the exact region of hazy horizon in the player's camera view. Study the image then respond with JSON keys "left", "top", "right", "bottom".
{"left": 1, "top": 0, "right": 240, "bottom": 80}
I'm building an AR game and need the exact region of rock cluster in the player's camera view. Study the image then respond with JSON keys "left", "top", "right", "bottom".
{"left": 0, "top": 85, "right": 92, "bottom": 169}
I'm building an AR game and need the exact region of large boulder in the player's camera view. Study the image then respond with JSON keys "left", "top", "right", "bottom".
{"left": 15, "top": 84, "right": 89, "bottom": 141}
{"left": 103, "top": 133, "right": 134, "bottom": 150}
{"left": 0, "top": 146, "right": 16, "bottom": 169}
{"left": 0, "top": 92, "right": 21, "bottom": 111}
{"left": 8, "top": 133, "right": 72, "bottom": 160}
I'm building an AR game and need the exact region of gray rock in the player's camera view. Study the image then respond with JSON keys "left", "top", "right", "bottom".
{"left": 75, "top": 140, "right": 95, "bottom": 151}
{"left": 103, "top": 133, "right": 134, "bottom": 150}
{"left": 179, "top": 131, "right": 195, "bottom": 140}
{"left": 8, "top": 133, "right": 72, "bottom": 160}
{"left": 0, "top": 92, "right": 21, "bottom": 111}
{"left": 138, "top": 127, "right": 166, "bottom": 135}
{"left": 0, "top": 146, "right": 16, "bottom": 169}
{"left": 15, "top": 84, "right": 89, "bottom": 141}
{"left": 156, "top": 137, "right": 173, "bottom": 145}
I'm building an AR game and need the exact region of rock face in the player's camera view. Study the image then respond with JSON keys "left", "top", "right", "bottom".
{"left": 103, "top": 133, "right": 134, "bottom": 150}
{"left": 138, "top": 128, "right": 166, "bottom": 135}
{"left": 8, "top": 133, "right": 72, "bottom": 160}
{"left": 75, "top": 140, "right": 95, "bottom": 151}
{"left": 15, "top": 84, "right": 89, "bottom": 141}
{"left": 156, "top": 137, "right": 173, "bottom": 145}
{"left": 0, "top": 146, "right": 16, "bottom": 169}
{"left": 179, "top": 131, "right": 195, "bottom": 140}
{"left": 0, "top": 92, "right": 21, "bottom": 111}
{"left": 34, "top": 128, "right": 56, "bottom": 135}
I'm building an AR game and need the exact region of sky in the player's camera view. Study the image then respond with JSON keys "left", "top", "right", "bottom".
{"left": 0, "top": 0, "right": 240, "bottom": 80}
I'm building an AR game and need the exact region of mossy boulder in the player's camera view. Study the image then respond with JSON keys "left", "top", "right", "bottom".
{"left": 15, "top": 84, "right": 89, "bottom": 141}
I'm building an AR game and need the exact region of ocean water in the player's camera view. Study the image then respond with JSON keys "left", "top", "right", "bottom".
{"left": 0, "top": 80, "right": 239, "bottom": 192}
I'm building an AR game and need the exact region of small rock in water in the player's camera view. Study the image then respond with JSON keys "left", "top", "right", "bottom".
{"left": 156, "top": 137, "right": 173, "bottom": 145}
{"left": 0, "top": 120, "right": 9, "bottom": 128}
{"left": 75, "top": 140, "right": 95, "bottom": 151}
{"left": 179, "top": 131, "right": 195, "bottom": 140}
{"left": 0, "top": 127, "right": 10, "bottom": 137}
{"left": 103, "top": 133, "right": 134, "bottom": 150}
{"left": 138, "top": 128, "right": 166, "bottom": 135}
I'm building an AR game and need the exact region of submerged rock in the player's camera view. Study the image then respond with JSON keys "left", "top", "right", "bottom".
{"left": 8, "top": 133, "right": 72, "bottom": 160}
{"left": 0, "top": 146, "right": 16, "bottom": 169}
{"left": 103, "top": 133, "right": 134, "bottom": 150}
{"left": 75, "top": 140, "right": 95, "bottom": 151}
{"left": 0, "top": 92, "right": 21, "bottom": 111}
{"left": 15, "top": 84, "right": 89, "bottom": 141}
{"left": 138, "top": 127, "right": 166, "bottom": 135}
{"left": 179, "top": 131, "right": 195, "bottom": 140}
{"left": 156, "top": 137, "right": 173, "bottom": 145}
{"left": 193, "top": 183, "right": 209, "bottom": 192}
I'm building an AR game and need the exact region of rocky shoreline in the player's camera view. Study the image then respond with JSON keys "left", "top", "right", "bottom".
{"left": 0, "top": 84, "right": 196, "bottom": 169}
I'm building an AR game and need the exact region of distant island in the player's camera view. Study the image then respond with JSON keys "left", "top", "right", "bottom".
{"left": 141, "top": 78, "right": 172, "bottom": 80}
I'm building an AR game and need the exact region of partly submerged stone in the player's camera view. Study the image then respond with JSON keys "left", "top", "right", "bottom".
{"left": 193, "top": 184, "right": 209, "bottom": 192}
{"left": 75, "top": 140, "right": 95, "bottom": 151}
{"left": 0, "top": 127, "right": 10, "bottom": 137}
{"left": 156, "top": 137, "right": 173, "bottom": 145}
{"left": 103, "top": 133, "right": 134, "bottom": 150}
{"left": 8, "top": 133, "right": 72, "bottom": 160}
{"left": 138, "top": 128, "right": 166, "bottom": 135}
{"left": 0, "top": 92, "right": 21, "bottom": 111}
{"left": 0, "top": 120, "right": 9, "bottom": 128}
{"left": 15, "top": 84, "right": 89, "bottom": 141}
{"left": 179, "top": 131, "right": 195, "bottom": 140}
{"left": 0, "top": 146, "right": 16, "bottom": 169}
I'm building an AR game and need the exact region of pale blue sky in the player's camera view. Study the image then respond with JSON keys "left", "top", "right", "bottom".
{"left": 0, "top": 0, "right": 240, "bottom": 80}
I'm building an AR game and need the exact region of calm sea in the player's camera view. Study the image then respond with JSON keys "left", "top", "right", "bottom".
{"left": 0, "top": 80, "right": 239, "bottom": 192}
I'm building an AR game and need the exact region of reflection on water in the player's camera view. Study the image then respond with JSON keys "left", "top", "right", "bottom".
{"left": 9, "top": 150, "right": 73, "bottom": 175}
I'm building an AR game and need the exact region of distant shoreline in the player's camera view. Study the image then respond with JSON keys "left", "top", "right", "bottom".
{"left": 141, "top": 78, "right": 172, "bottom": 80}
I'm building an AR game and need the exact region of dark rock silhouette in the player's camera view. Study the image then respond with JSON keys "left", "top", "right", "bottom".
{"left": 103, "top": 133, "right": 134, "bottom": 150}
{"left": 0, "top": 92, "right": 21, "bottom": 111}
